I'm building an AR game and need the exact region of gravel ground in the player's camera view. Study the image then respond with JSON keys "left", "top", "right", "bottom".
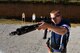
{"left": 0, "top": 24, "right": 80, "bottom": 53}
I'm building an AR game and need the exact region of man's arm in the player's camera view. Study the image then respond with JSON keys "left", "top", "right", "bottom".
{"left": 38, "top": 22, "right": 68, "bottom": 35}
{"left": 48, "top": 25, "right": 67, "bottom": 35}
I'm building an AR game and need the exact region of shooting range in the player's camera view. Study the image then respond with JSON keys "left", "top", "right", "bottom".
{"left": 0, "top": 0, "right": 80, "bottom": 53}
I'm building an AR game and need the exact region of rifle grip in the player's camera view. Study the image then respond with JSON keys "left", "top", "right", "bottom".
{"left": 43, "top": 29, "right": 47, "bottom": 39}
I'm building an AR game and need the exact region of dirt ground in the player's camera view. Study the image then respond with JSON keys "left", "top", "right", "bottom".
{"left": 0, "top": 24, "right": 80, "bottom": 53}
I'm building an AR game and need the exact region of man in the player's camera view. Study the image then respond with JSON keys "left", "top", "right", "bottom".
{"left": 38, "top": 10, "right": 71, "bottom": 53}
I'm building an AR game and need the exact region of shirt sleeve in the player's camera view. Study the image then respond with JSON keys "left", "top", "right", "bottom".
{"left": 61, "top": 24, "right": 71, "bottom": 32}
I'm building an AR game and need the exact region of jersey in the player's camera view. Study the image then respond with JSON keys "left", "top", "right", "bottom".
{"left": 50, "top": 18, "right": 71, "bottom": 52}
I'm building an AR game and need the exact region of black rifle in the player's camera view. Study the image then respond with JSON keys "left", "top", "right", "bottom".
{"left": 9, "top": 18, "right": 53, "bottom": 39}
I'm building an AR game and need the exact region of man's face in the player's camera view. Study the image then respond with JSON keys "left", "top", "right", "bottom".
{"left": 50, "top": 13, "right": 61, "bottom": 24}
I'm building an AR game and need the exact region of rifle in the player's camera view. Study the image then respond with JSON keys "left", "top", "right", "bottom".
{"left": 9, "top": 17, "right": 53, "bottom": 39}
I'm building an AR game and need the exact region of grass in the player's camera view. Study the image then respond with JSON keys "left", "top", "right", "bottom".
{"left": 0, "top": 19, "right": 80, "bottom": 27}
{"left": 71, "top": 23, "right": 80, "bottom": 27}
{"left": 0, "top": 19, "right": 34, "bottom": 25}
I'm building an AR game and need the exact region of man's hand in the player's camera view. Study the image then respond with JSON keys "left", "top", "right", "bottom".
{"left": 37, "top": 22, "right": 50, "bottom": 30}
